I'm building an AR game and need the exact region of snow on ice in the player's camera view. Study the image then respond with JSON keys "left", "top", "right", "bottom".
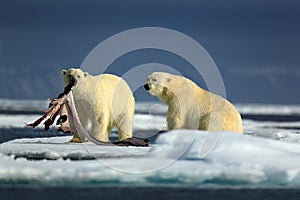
{"left": 0, "top": 130, "right": 300, "bottom": 187}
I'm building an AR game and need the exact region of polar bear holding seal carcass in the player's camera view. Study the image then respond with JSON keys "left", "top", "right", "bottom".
{"left": 144, "top": 72, "right": 243, "bottom": 133}
{"left": 61, "top": 68, "right": 135, "bottom": 143}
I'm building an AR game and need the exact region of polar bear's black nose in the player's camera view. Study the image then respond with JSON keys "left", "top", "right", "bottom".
{"left": 68, "top": 75, "right": 76, "bottom": 86}
{"left": 144, "top": 84, "right": 150, "bottom": 91}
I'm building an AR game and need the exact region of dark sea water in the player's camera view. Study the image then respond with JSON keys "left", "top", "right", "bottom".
{"left": 1, "top": 186, "right": 300, "bottom": 200}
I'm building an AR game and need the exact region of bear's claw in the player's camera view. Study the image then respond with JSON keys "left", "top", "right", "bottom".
{"left": 68, "top": 137, "right": 82, "bottom": 143}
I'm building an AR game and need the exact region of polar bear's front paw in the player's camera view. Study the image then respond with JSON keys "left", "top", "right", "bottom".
{"left": 68, "top": 137, "right": 82, "bottom": 143}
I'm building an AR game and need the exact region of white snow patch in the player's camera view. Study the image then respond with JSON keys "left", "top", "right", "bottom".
{"left": 0, "top": 136, "right": 151, "bottom": 160}
{"left": 133, "top": 114, "right": 167, "bottom": 131}
{"left": 236, "top": 104, "right": 300, "bottom": 115}
{"left": 243, "top": 119, "right": 300, "bottom": 143}
{"left": 0, "top": 114, "right": 42, "bottom": 128}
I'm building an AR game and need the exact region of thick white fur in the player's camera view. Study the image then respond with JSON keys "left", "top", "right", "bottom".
{"left": 62, "top": 68, "right": 134, "bottom": 142}
{"left": 145, "top": 72, "right": 243, "bottom": 133}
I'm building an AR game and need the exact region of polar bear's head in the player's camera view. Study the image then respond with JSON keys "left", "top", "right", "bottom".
{"left": 144, "top": 72, "right": 172, "bottom": 100}
{"left": 61, "top": 68, "right": 89, "bottom": 87}
{"left": 145, "top": 72, "right": 193, "bottom": 104}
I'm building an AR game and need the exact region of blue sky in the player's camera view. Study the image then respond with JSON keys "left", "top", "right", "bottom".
{"left": 0, "top": 0, "right": 299, "bottom": 104}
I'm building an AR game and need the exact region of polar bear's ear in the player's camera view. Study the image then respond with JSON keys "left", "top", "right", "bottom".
{"left": 61, "top": 69, "right": 67, "bottom": 75}
{"left": 84, "top": 72, "right": 89, "bottom": 77}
